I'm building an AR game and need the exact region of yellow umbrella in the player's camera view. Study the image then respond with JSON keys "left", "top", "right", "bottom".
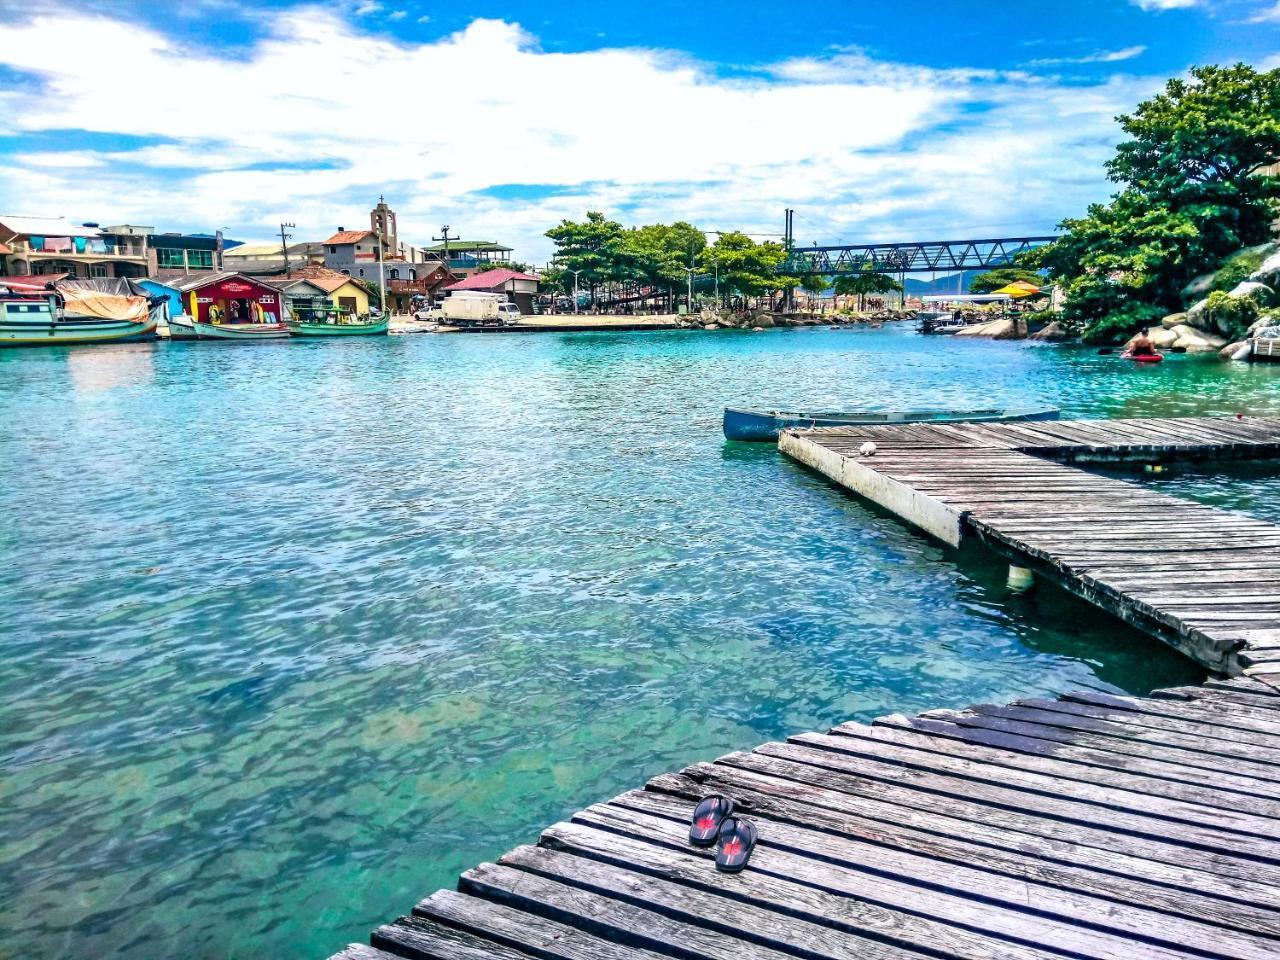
{"left": 992, "top": 281, "right": 1042, "bottom": 299}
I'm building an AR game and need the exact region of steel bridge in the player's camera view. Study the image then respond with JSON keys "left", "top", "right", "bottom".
{"left": 782, "top": 236, "right": 1057, "bottom": 276}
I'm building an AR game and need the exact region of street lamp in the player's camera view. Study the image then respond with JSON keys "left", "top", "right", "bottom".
{"left": 569, "top": 269, "right": 584, "bottom": 314}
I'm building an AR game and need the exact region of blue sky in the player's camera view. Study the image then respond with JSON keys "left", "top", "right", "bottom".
{"left": 0, "top": 0, "right": 1276, "bottom": 263}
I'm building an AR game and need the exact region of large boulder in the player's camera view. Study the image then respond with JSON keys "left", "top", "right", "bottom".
{"left": 1185, "top": 298, "right": 1210, "bottom": 330}
{"left": 1123, "top": 328, "right": 1178, "bottom": 352}
{"left": 954, "top": 317, "right": 1025, "bottom": 340}
{"left": 1170, "top": 324, "right": 1227, "bottom": 352}
{"left": 1030, "top": 320, "right": 1071, "bottom": 341}
{"left": 1161, "top": 312, "right": 1186, "bottom": 330}
{"left": 1250, "top": 249, "right": 1280, "bottom": 287}
{"left": 1220, "top": 341, "right": 1253, "bottom": 362}
{"left": 1228, "top": 280, "right": 1273, "bottom": 306}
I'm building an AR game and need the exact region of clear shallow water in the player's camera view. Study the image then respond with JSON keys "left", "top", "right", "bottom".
{"left": 2, "top": 325, "right": 1277, "bottom": 959}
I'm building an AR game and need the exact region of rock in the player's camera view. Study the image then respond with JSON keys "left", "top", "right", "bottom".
{"left": 1250, "top": 250, "right": 1280, "bottom": 287}
{"left": 1229, "top": 280, "right": 1273, "bottom": 305}
{"left": 1170, "top": 324, "right": 1227, "bottom": 352}
{"left": 755, "top": 316, "right": 775, "bottom": 328}
{"left": 1161, "top": 312, "right": 1186, "bottom": 330}
{"left": 1030, "top": 320, "right": 1071, "bottom": 341}
{"left": 1185, "top": 298, "right": 1210, "bottom": 330}
{"left": 954, "top": 317, "right": 1025, "bottom": 340}
{"left": 751, "top": 326, "right": 763, "bottom": 332}
{"left": 702, "top": 322, "right": 719, "bottom": 330}
{"left": 1220, "top": 341, "right": 1252, "bottom": 361}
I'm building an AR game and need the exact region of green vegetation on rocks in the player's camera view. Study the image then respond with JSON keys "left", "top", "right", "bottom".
{"left": 1038, "top": 63, "right": 1280, "bottom": 342}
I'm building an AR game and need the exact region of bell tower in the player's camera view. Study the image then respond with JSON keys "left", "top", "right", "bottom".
{"left": 371, "top": 196, "right": 398, "bottom": 255}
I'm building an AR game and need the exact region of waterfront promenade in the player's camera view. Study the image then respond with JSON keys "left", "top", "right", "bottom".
{"left": 332, "top": 416, "right": 1280, "bottom": 959}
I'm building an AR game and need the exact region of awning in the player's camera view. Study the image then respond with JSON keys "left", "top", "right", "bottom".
{"left": 991, "top": 281, "right": 1043, "bottom": 298}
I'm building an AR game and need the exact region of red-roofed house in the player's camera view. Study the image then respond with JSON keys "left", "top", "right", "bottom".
{"left": 442, "top": 268, "right": 538, "bottom": 313}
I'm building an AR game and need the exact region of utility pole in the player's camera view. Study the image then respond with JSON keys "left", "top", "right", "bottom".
{"left": 433, "top": 224, "right": 459, "bottom": 267}
{"left": 783, "top": 208, "right": 795, "bottom": 311}
{"left": 279, "top": 222, "right": 295, "bottom": 276}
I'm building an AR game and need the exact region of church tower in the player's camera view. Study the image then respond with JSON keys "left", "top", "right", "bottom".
{"left": 371, "top": 196, "right": 398, "bottom": 255}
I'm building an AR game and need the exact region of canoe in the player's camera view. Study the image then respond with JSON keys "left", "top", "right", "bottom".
{"left": 168, "top": 316, "right": 289, "bottom": 341}
{"left": 1122, "top": 351, "right": 1163, "bottom": 363}
{"left": 723, "top": 405, "right": 1061, "bottom": 442}
{"left": 285, "top": 316, "right": 389, "bottom": 337}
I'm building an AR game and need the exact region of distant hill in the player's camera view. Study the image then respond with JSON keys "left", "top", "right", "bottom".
{"left": 903, "top": 270, "right": 985, "bottom": 295}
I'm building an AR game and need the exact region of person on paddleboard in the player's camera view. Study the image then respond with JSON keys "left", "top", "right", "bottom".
{"left": 1129, "top": 328, "right": 1160, "bottom": 357}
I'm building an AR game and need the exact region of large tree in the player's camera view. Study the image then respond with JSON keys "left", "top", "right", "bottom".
{"left": 699, "top": 232, "right": 791, "bottom": 302}
{"left": 833, "top": 271, "right": 902, "bottom": 311}
{"left": 545, "top": 212, "right": 626, "bottom": 298}
{"left": 621, "top": 221, "right": 706, "bottom": 294}
{"left": 1042, "top": 63, "right": 1280, "bottom": 341}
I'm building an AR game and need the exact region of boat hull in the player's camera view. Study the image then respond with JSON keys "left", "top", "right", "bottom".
{"left": 285, "top": 317, "right": 389, "bottom": 337}
{"left": 723, "top": 405, "right": 1061, "bottom": 442}
{"left": 0, "top": 316, "right": 157, "bottom": 347}
{"left": 169, "top": 317, "right": 289, "bottom": 341}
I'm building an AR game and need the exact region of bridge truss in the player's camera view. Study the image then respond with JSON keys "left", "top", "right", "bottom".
{"left": 783, "top": 236, "right": 1057, "bottom": 276}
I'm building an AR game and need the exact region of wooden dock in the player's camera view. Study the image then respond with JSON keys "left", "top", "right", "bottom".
{"left": 332, "top": 416, "right": 1280, "bottom": 960}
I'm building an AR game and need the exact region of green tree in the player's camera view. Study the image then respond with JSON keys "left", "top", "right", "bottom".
{"left": 475, "top": 260, "right": 533, "bottom": 274}
{"left": 1041, "top": 63, "right": 1280, "bottom": 340}
{"left": 621, "top": 221, "right": 706, "bottom": 295}
{"left": 545, "top": 212, "right": 627, "bottom": 300}
{"left": 969, "top": 266, "right": 1044, "bottom": 294}
{"left": 832, "top": 271, "right": 902, "bottom": 310}
{"left": 698, "top": 232, "right": 790, "bottom": 303}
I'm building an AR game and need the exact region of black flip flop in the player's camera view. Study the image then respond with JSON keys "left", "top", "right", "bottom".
{"left": 689, "top": 795, "right": 735, "bottom": 847}
{"left": 715, "top": 816, "right": 757, "bottom": 873}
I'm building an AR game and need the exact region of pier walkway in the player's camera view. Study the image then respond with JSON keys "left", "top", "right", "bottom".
{"left": 332, "top": 416, "right": 1280, "bottom": 960}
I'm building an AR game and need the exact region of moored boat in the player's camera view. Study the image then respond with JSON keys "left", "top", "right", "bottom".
{"left": 1, "top": 278, "right": 158, "bottom": 347}
{"left": 168, "top": 315, "right": 290, "bottom": 341}
{"left": 285, "top": 313, "right": 389, "bottom": 337}
{"left": 723, "top": 405, "right": 1061, "bottom": 441}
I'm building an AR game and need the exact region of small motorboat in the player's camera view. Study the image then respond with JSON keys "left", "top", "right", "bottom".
{"left": 723, "top": 405, "right": 1061, "bottom": 442}
{"left": 285, "top": 311, "right": 389, "bottom": 337}
{"left": 168, "top": 315, "right": 289, "bottom": 341}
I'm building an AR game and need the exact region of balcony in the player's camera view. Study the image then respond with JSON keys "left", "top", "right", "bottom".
{"left": 8, "top": 238, "right": 147, "bottom": 259}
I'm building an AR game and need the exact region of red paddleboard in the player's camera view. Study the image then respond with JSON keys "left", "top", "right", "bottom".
{"left": 1121, "top": 352, "right": 1163, "bottom": 363}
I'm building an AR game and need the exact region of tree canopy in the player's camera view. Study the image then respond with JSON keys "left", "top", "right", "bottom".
{"left": 1041, "top": 63, "right": 1280, "bottom": 341}
{"left": 698, "top": 231, "right": 791, "bottom": 298}
{"left": 832, "top": 271, "right": 902, "bottom": 309}
{"left": 968, "top": 266, "right": 1044, "bottom": 294}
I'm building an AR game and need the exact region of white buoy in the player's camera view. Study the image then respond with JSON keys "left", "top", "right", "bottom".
{"left": 1007, "top": 565, "right": 1035, "bottom": 592}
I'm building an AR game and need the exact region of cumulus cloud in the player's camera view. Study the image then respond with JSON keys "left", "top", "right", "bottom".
{"left": 1245, "top": 1, "right": 1280, "bottom": 22}
{"left": 1131, "top": 0, "right": 1199, "bottom": 10}
{"left": 0, "top": 7, "right": 1162, "bottom": 261}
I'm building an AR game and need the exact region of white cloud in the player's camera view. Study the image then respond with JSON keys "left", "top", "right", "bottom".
{"left": 1245, "top": 1, "right": 1280, "bottom": 21}
{"left": 1028, "top": 45, "right": 1147, "bottom": 66}
{"left": 1131, "top": 0, "right": 1199, "bottom": 10}
{"left": 0, "top": 8, "right": 1162, "bottom": 262}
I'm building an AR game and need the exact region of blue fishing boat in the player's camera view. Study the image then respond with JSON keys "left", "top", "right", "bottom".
{"left": 723, "top": 405, "right": 1061, "bottom": 442}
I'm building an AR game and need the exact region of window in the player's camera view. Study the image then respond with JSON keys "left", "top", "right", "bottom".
{"left": 358, "top": 269, "right": 365, "bottom": 277}
{"left": 341, "top": 269, "right": 350, "bottom": 276}
{"left": 388, "top": 269, "right": 399, "bottom": 280}
{"left": 329, "top": 245, "right": 338, "bottom": 254}
{"left": 409, "top": 269, "right": 417, "bottom": 281}
{"left": 90, "top": 264, "right": 108, "bottom": 278}
{"left": 157, "top": 249, "right": 185, "bottom": 268}
{"left": 187, "top": 250, "right": 214, "bottom": 269}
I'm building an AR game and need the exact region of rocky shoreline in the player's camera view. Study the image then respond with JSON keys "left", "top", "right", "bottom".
{"left": 674, "top": 307, "right": 916, "bottom": 331}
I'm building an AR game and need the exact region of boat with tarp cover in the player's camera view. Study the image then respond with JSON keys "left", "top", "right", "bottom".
{"left": 0, "top": 277, "right": 161, "bottom": 346}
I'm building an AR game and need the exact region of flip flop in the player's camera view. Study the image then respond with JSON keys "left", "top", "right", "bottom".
{"left": 688, "top": 795, "right": 735, "bottom": 847}
{"left": 715, "top": 816, "right": 758, "bottom": 873}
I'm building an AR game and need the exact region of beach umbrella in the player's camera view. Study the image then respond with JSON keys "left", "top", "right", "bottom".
{"left": 992, "top": 281, "right": 1042, "bottom": 299}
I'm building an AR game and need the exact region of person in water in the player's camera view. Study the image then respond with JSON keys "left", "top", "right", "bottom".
{"left": 1129, "top": 328, "right": 1160, "bottom": 357}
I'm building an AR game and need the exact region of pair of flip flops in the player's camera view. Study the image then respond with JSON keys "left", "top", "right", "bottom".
{"left": 689, "top": 794, "right": 757, "bottom": 873}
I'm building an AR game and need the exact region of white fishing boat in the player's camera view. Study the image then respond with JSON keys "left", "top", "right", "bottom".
{"left": 0, "top": 278, "right": 159, "bottom": 347}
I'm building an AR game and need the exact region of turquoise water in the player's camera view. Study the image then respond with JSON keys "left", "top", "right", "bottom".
{"left": 2, "top": 325, "right": 1278, "bottom": 959}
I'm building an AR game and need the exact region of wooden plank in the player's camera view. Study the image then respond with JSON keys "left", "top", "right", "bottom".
{"left": 373, "top": 913, "right": 542, "bottom": 960}
{"left": 914, "top": 709, "right": 1280, "bottom": 797}
{"left": 1056, "top": 690, "right": 1280, "bottom": 742}
{"left": 968, "top": 702, "right": 1280, "bottom": 770}
{"left": 329, "top": 947, "right": 405, "bottom": 960}
{"left": 631, "top": 777, "right": 1280, "bottom": 933}
{"left": 540, "top": 820, "right": 1068, "bottom": 960}
{"left": 868, "top": 714, "right": 1280, "bottom": 814}
{"left": 412, "top": 889, "right": 665, "bottom": 960}
{"left": 479, "top": 848, "right": 932, "bottom": 960}
{"left": 560, "top": 810, "right": 1210, "bottom": 960}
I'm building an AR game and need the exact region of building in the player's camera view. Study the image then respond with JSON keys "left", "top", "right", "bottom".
{"left": 385, "top": 260, "right": 455, "bottom": 313}
{"left": 223, "top": 241, "right": 324, "bottom": 277}
{"left": 0, "top": 216, "right": 150, "bottom": 279}
{"left": 422, "top": 240, "right": 514, "bottom": 277}
{"left": 147, "top": 231, "right": 227, "bottom": 282}
{"left": 137, "top": 277, "right": 183, "bottom": 321}
{"left": 173, "top": 272, "right": 284, "bottom": 325}
{"left": 441, "top": 268, "right": 539, "bottom": 314}
{"left": 284, "top": 266, "right": 372, "bottom": 316}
